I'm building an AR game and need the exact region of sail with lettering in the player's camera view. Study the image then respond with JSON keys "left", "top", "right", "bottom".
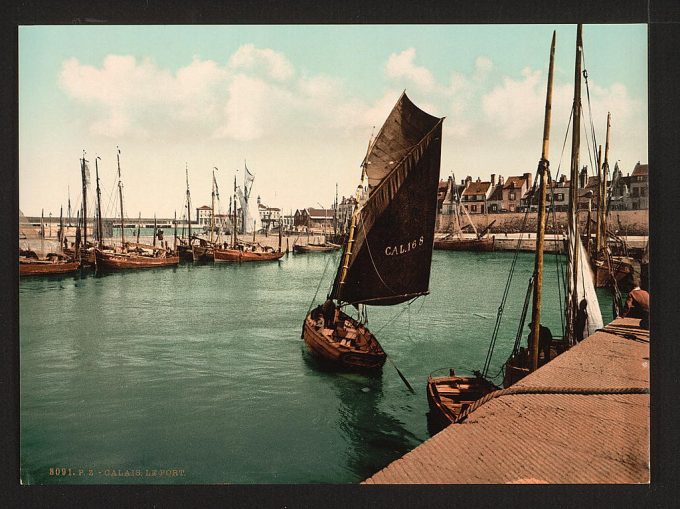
{"left": 302, "top": 92, "right": 444, "bottom": 371}
{"left": 329, "top": 92, "right": 444, "bottom": 306}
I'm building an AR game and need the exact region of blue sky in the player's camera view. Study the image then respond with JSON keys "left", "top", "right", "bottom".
{"left": 19, "top": 24, "right": 647, "bottom": 219}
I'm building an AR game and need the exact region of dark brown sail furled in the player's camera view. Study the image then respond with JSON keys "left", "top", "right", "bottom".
{"left": 330, "top": 93, "right": 443, "bottom": 306}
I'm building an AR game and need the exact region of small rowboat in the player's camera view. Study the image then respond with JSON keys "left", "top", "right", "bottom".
{"left": 293, "top": 242, "right": 341, "bottom": 254}
{"left": 214, "top": 246, "right": 284, "bottom": 262}
{"left": 426, "top": 370, "right": 498, "bottom": 433}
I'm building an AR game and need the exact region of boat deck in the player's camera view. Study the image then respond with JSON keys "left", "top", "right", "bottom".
{"left": 364, "top": 316, "right": 649, "bottom": 484}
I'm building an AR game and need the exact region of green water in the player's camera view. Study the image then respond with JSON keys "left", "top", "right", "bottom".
{"left": 19, "top": 250, "right": 613, "bottom": 484}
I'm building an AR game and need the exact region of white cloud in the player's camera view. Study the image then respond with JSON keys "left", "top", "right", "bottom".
{"left": 228, "top": 44, "right": 294, "bottom": 81}
{"left": 385, "top": 48, "right": 435, "bottom": 91}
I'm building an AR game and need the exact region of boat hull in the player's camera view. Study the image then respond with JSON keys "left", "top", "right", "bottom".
{"left": 433, "top": 237, "right": 495, "bottom": 252}
{"left": 95, "top": 250, "right": 179, "bottom": 269}
{"left": 19, "top": 260, "right": 80, "bottom": 277}
{"left": 302, "top": 310, "right": 386, "bottom": 371}
{"left": 293, "top": 243, "right": 341, "bottom": 253}
{"left": 502, "top": 340, "right": 570, "bottom": 388}
{"left": 214, "top": 247, "right": 284, "bottom": 262}
{"left": 593, "top": 256, "right": 635, "bottom": 288}
{"left": 426, "top": 373, "right": 498, "bottom": 433}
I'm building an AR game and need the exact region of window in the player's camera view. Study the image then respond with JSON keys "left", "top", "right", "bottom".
{"left": 556, "top": 193, "right": 564, "bottom": 201}
{"left": 471, "top": 205, "right": 477, "bottom": 212}
{"left": 490, "top": 204, "right": 498, "bottom": 212}
{"left": 509, "top": 204, "right": 515, "bottom": 212}
{"left": 641, "top": 187, "right": 646, "bottom": 197}
{"left": 509, "top": 192, "right": 516, "bottom": 201}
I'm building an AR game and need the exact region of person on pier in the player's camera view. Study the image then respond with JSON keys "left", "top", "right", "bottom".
{"left": 623, "top": 276, "right": 650, "bottom": 330}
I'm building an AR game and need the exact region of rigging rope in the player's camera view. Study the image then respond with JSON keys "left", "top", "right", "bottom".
{"left": 481, "top": 176, "right": 537, "bottom": 378}
{"left": 453, "top": 385, "right": 649, "bottom": 424}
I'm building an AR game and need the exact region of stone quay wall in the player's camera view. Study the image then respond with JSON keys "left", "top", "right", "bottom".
{"left": 436, "top": 209, "right": 649, "bottom": 236}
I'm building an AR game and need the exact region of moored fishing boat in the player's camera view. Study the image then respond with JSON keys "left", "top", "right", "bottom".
{"left": 293, "top": 241, "right": 341, "bottom": 254}
{"left": 95, "top": 148, "right": 179, "bottom": 271}
{"left": 213, "top": 171, "right": 283, "bottom": 263}
{"left": 19, "top": 252, "right": 80, "bottom": 277}
{"left": 214, "top": 244, "right": 284, "bottom": 262}
{"left": 433, "top": 236, "right": 494, "bottom": 251}
{"left": 302, "top": 91, "right": 444, "bottom": 372}
{"left": 95, "top": 248, "right": 179, "bottom": 269}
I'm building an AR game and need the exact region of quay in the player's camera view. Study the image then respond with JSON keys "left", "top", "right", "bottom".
{"left": 363, "top": 316, "right": 649, "bottom": 484}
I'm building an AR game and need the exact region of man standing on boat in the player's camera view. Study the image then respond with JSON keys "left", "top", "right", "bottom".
{"left": 528, "top": 323, "right": 553, "bottom": 365}
{"left": 321, "top": 298, "right": 337, "bottom": 327}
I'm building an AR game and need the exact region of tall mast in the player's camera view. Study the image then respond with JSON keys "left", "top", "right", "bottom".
{"left": 137, "top": 212, "right": 141, "bottom": 244}
{"left": 336, "top": 130, "right": 374, "bottom": 301}
{"left": 211, "top": 167, "right": 217, "bottom": 244}
{"left": 80, "top": 151, "right": 88, "bottom": 248}
{"left": 233, "top": 175, "right": 238, "bottom": 246}
{"left": 95, "top": 156, "right": 103, "bottom": 247}
{"left": 598, "top": 113, "right": 611, "bottom": 253}
{"left": 153, "top": 214, "right": 157, "bottom": 247}
{"left": 186, "top": 164, "right": 192, "bottom": 240}
{"left": 59, "top": 205, "right": 64, "bottom": 248}
{"left": 565, "top": 24, "right": 584, "bottom": 345}
{"left": 116, "top": 147, "right": 125, "bottom": 246}
{"left": 529, "top": 31, "right": 556, "bottom": 372}
{"left": 67, "top": 186, "right": 72, "bottom": 226}
{"left": 594, "top": 144, "right": 603, "bottom": 254}
{"left": 173, "top": 210, "right": 177, "bottom": 252}
{"left": 334, "top": 183, "right": 338, "bottom": 237}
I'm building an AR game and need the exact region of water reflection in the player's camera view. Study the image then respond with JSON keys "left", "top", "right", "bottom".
{"left": 331, "top": 370, "right": 422, "bottom": 481}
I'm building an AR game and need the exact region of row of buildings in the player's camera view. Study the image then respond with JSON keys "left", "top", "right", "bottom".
{"left": 192, "top": 161, "right": 648, "bottom": 233}
{"left": 437, "top": 162, "right": 648, "bottom": 215}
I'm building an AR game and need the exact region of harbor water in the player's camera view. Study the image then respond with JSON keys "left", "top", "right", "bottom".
{"left": 19, "top": 249, "right": 614, "bottom": 484}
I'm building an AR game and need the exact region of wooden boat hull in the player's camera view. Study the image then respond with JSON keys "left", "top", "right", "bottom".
{"left": 426, "top": 372, "right": 498, "bottom": 433}
{"left": 192, "top": 245, "right": 214, "bottom": 262}
{"left": 593, "top": 256, "right": 635, "bottom": 288}
{"left": 95, "top": 250, "right": 179, "bottom": 270}
{"left": 214, "top": 247, "right": 284, "bottom": 262}
{"left": 293, "top": 243, "right": 341, "bottom": 253}
{"left": 502, "top": 340, "right": 570, "bottom": 388}
{"left": 433, "top": 237, "right": 495, "bottom": 252}
{"left": 302, "top": 310, "right": 386, "bottom": 371}
{"left": 19, "top": 259, "right": 80, "bottom": 277}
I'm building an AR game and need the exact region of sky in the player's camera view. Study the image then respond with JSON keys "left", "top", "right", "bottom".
{"left": 19, "top": 24, "right": 648, "bottom": 221}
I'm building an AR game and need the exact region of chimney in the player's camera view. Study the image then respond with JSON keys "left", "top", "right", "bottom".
{"left": 476, "top": 177, "right": 481, "bottom": 183}
{"left": 559, "top": 174, "right": 566, "bottom": 184}
{"left": 491, "top": 173, "right": 496, "bottom": 186}
{"left": 498, "top": 175, "right": 505, "bottom": 186}
{"left": 523, "top": 172, "right": 532, "bottom": 189}
{"left": 465, "top": 175, "right": 472, "bottom": 184}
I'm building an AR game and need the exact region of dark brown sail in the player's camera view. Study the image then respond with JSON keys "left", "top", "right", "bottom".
{"left": 330, "top": 93, "right": 443, "bottom": 306}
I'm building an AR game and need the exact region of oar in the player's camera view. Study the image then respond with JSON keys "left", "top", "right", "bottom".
{"left": 386, "top": 355, "right": 415, "bottom": 393}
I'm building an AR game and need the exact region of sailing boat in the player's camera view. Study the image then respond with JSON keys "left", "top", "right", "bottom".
{"left": 428, "top": 27, "right": 604, "bottom": 430}
{"left": 214, "top": 171, "right": 284, "bottom": 262}
{"left": 19, "top": 209, "right": 80, "bottom": 277}
{"left": 95, "top": 147, "right": 180, "bottom": 270}
{"left": 301, "top": 92, "right": 444, "bottom": 371}
{"left": 588, "top": 118, "right": 637, "bottom": 289}
{"left": 434, "top": 174, "right": 495, "bottom": 251}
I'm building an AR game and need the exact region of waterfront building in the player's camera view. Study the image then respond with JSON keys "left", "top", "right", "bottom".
{"left": 337, "top": 196, "right": 357, "bottom": 234}
{"left": 256, "top": 195, "right": 281, "bottom": 232}
{"left": 501, "top": 173, "right": 532, "bottom": 212}
{"left": 460, "top": 176, "right": 493, "bottom": 214}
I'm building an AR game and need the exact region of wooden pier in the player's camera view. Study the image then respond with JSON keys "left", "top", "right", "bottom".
{"left": 364, "top": 316, "right": 649, "bottom": 484}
